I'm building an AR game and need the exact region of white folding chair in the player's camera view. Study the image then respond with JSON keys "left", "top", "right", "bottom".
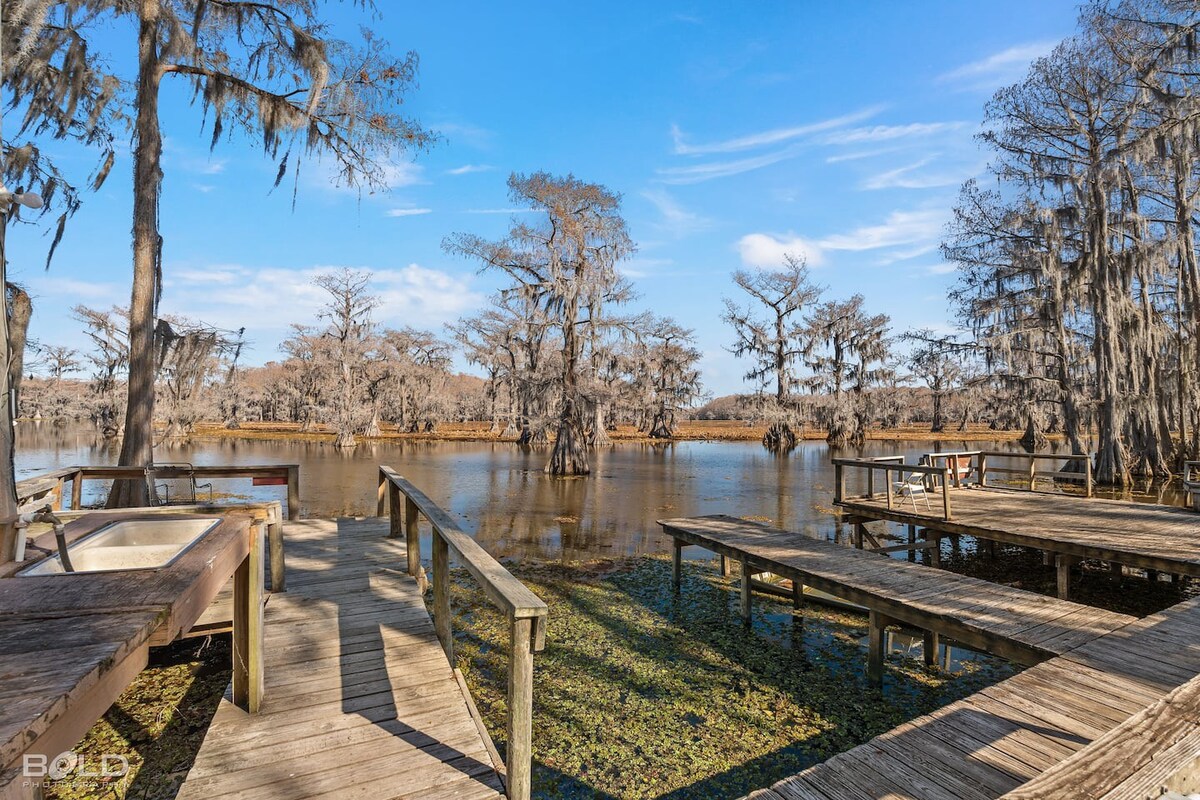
{"left": 893, "top": 471, "right": 931, "bottom": 511}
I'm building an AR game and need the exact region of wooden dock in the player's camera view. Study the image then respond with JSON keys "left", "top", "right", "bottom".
{"left": 176, "top": 517, "right": 507, "bottom": 800}
{"left": 743, "top": 594, "right": 1200, "bottom": 800}
{"left": 838, "top": 485, "right": 1200, "bottom": 597}
{"left": 658, "top": 515, "right": 1135, "bottom": 684}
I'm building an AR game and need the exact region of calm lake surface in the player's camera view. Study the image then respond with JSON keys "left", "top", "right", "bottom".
{"left": 14, "top": 424, "right": 1188, "bottom": 562}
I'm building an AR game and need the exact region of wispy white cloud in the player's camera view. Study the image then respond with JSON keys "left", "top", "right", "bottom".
{"left": 386, "top": 208, "right": 432, "bottom": 217}
{"left": 737, "top": 208, "right": 948, "bottom": 268}
{"left": 736, "top": 233, "right": 825, "bottom": 268}
{"left": 825, "top": 147, "right": 900, "bottom": 164}
{"left": 25, "top": 276, "right": 122, "bottom": 303}
{"left": 620, "top": 257, "right": 675, "bottom": 279}
{"left": 824, "top": 122, "right": 969, "bottom": 146}
{"left": 671, "top": 105, "right": 883, "bottom": 155}
{"left": 937, "top": 41, "right": 1057, "bottom": 91}
{"left": 861, "top": 156, "right": 975, "bottom": 190}
{"left": 818, "top": 209, "right": 946, "bottom": 252}
{"left": 656, "top": 145, "right": 804, "bottom": 184}
{"left": 310, "top": 159, "right": 426, "bottom": 193}
{"left": 640, "top": 189, "right": 710, "bottom": 237}
{"left": 161, "top": 263, "right": 483, "bottom": 336}
{"left": 926, "top": 263, "right": 958, "bottom": 275}
{"left": 445, "top": 164, "right": 493, "bottom": 176}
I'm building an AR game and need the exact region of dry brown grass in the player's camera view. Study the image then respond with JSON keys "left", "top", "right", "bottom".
{"left": 190, "top": 419, "right": 1037, "bottom": 444}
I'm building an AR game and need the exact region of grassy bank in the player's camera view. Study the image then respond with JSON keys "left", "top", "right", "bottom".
{"left": 441, "top": 556, "right": 1017, "bottom": 799}
{"left": 190, "top": 419, "right": 1034, "bottom": 445}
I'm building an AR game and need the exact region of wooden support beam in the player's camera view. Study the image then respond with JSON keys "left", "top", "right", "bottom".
{"left": 853, "top": 522, "right": 866, "bottom": 549}
{"left": 740, "top": 558, "right": 752, "bottom": 626}
{"left": 792, "top": 579, "right": 804, "bottom": 611}
{"left": 672, "top": 539, "right": 682, "bottom": 592}
{"left": 867, "top": 610, "right": 890, "bottom": 688}
{"left": 1056, "top": 554, "right": 1073, "bottom": 600}
{"left": 233, "top": 523, "right": 266, "bottom": 713}
{"left": 923, "top": 630, "right": 939, "bottom": 668}
{"left": 868, "top": 539, "right": 941, "bottom": 555}
{"left": 719, "top": 554, "right": 730, "bottom": 577}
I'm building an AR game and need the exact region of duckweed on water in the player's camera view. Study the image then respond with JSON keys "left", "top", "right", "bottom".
{"left": 443, "top": 555, "right": 1017, "bottom": 800}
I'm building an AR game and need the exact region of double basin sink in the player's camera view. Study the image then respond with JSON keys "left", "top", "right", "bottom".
{"left": 18, "top": 518, "right": 222, "bottom": 576}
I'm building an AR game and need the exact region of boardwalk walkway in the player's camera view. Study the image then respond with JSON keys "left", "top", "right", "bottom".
{"left": 743, "top": 594, "right": 1200, "bottom": 800}
{"left": 658, "top": 515, "right": 1135, "bottom": 672}
{"left": 839, "top": 486, "right": 1200, "bottom": 579}
{"left": 177, "top": 517, "right": 505, "bottom": 800}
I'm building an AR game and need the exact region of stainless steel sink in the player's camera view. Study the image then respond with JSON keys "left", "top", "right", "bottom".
{"left": 18, "top": 518, "right": 222, "bottom": 576}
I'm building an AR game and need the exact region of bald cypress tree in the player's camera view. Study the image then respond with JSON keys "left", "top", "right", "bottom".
{"left": 445, "top": 172, "right": 635, "bottom": 476}
{"left": 5, "top": 2, "right": 433, "bottom": 504}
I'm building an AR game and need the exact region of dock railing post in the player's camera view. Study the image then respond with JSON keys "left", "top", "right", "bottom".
{"left": 388, "top": 482, "right": 402, "bottom": 540}
{"left": 507, "top": 616, "right": 535, "bottom": 800}
{"left": 1085, "top": 457, "right": 1094, "bottom": 498}
{"left": 405, "top": 496, "right": 422, "bottom": 584}
{"left": 835, "top": 463, "right": 845, "bottom": 504}
{"left": 233, "top": 521, "right": 266, "bottom": 713}
{"left": 432, "top": 533, "right": 453, "bottom": 661}
{"left": 866, "top": 467, "right": 875, "bottom": 499}
{"left": 978, "top": 454, "right": 987, "bottom": 488}
{"left": 71, "top": 469, "right": 84, "bottom": 510}
{"left": 942, "top": 468, "right": 953, "bottom": 521}
{"left": 286, "top": 465, "right": 301, "bottom": 520}
{"left": 1028, "top": 459, "right": 1037, "bottom": 491}
{"left": 376, "top": 469, "right": 388, "bottom": 517}
{"left": 52, "top": 477, "right": 64, "bottom": 511}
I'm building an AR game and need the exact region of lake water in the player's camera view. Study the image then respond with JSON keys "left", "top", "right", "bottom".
{"left": 14, "top": 424, "right": 1188, "bottom": 562}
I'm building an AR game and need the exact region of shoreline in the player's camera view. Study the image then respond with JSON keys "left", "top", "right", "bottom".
{"left": 182, "top": 419, "right": 1046, "bottom": 446}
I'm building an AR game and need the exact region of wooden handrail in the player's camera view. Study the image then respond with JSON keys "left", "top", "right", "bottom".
{"left": 377, "top": 465, "right": 547, "bottom": 800}
{"left": 830, "top": 458, "right": 951, "bottom": 476}
{"left": 831, "top": 458, "right": 954, "bottom": 520}
{"left": 976, "top": 451, "right": 1094, "bottom": 497}
{"left": 15, "top": 464, "right": 301, "bottom": 520}
{"left": 999, "top": 671, "right": 1200, "bottom": 799}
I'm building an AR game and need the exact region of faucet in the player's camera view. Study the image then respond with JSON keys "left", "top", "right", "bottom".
{"left": 18, "top": 505, "right": 72, "bottom": 572}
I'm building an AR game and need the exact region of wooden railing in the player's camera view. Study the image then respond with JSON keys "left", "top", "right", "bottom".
{"left": 833, "top": 458, "right": 956, "bottom": 520}
{"left": 15, "top": 464, "right": 301, "bottom": 520}
{"left": 999, "top": 671, "right": 1200, "bottom": 799}
{"left": 376, "top": 466, "right": 548, "bottom": 800}
{"left": 924, "top": 450, "right": 1094, "bottom": 497}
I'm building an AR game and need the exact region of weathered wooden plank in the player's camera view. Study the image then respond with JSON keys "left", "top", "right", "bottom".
{"left": 177, "top": 516, "right": 504, "bottom": 800}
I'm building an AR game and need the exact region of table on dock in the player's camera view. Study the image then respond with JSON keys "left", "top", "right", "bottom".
{"left": 0, "top": 512, "right": 259, "bottom": 800}
{"left": 176, "top": 517, "right": 505, "bottom": 800}
{"left": 838, "top": 486, "right": 1200, "bottom": 584}
{"left": 658, "top": 515, "right": 1136, "bottom": 682}
{"left": 743, "top": 595, "right": 1200, "bottom": 800}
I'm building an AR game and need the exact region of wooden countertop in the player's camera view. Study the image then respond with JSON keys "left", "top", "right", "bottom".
{"left": 0, "top": 511, "right": 253, "bottom": 784}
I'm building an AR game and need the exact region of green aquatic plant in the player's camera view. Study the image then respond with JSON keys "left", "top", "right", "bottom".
{"left": 444, "top": 556, "right": 1016, "bottom": 800}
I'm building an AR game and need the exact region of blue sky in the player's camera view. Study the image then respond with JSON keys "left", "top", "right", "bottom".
{"left": 7, "top": 1, "right": 1080, "bottom": 395}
